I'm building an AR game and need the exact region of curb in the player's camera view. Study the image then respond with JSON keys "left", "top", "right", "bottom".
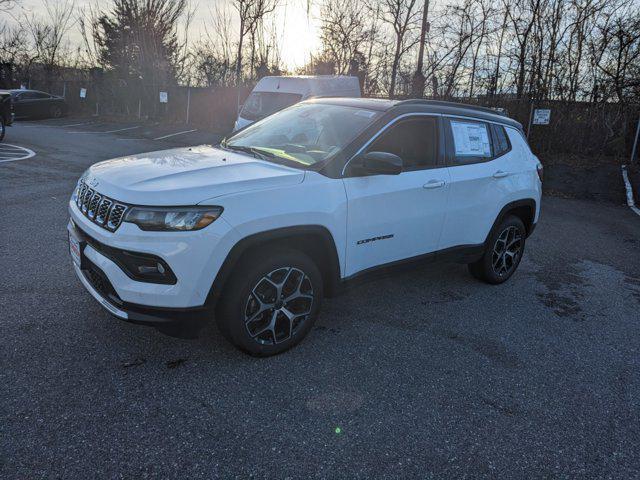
{"left": 621, "top": 165, "right": 640, "bottom": 217}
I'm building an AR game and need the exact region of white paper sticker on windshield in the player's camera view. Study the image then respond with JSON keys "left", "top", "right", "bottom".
{"left": 451, "top": 120, "right": 491, "bottom": 157}
{"left": 354, "top": 110, "right": 376, "bottom": 118}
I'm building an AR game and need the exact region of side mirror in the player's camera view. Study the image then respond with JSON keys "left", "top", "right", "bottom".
{"left": 350, "top": 151, "right": 403, "bottom": 176}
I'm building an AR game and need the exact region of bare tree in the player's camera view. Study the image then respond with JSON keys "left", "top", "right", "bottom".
{"left": 505, "top": 0, "right": 543, "bottom": 99}
{"left": 319, "top": 0, "right": 371, "bottom": 75}
{"left": 411, "top": 0, "right": 430, "bottom": 96}
{"left": 467, "top": 0, "right": 492, "bottom": 98}
{"left": 0, "top": 23, "right": 27, "bottom": 65}
{"left": 377, "top": 0, "right": 421, "bottom": 97}
{"left": 589, "top": 2, "right": 640, "bottom": 102}
{"left": 232, "top": 0, "right": 278, "bottom": 84}
{"left": 191, "top": 3, "right": 237, "bottom": 87}
{"left": 24, "top": 0, "right": 75, "bottom": 88}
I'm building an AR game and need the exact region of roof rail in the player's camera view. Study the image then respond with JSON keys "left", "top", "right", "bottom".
{"left": 394, "top": 98, "right": 507, "bottom": 117}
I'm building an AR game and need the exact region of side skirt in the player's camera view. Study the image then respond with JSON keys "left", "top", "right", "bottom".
{"left": 337, "top": 244, "right": 484, "bottom": 293}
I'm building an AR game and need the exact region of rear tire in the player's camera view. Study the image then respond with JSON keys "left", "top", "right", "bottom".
{"left": 468, "top": 215, "right": 526, "bottom": 284}
{"left": 0, "top": 117, "right": 5, "bottom": 142}
{"left": 50, "top": 105, "right": 63, "bottom": 119}
{"left": 215, "top": 248, "right": 323, "bottom": 356}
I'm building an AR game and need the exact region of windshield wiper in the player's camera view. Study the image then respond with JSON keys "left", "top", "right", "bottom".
{"left": 223, "top": 144, "right": 276, "bottom": 162}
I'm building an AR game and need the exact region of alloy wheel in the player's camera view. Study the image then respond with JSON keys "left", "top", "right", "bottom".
{"left": 244, "top": 267, "right": 314, "bottom": 345}
{"left": 492, "top": 226, "right": 523, "bottom": 277}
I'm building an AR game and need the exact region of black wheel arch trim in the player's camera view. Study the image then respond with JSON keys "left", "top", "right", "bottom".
{"left": 206, "top": 225, "right": 342, "bottom": 307}
{"left": 486, "top": 199, "right": 537, "bottom": 245}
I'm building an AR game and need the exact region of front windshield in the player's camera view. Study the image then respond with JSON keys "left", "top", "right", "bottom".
{"left": 226, "top": 103, "right": 382, "bottom": 166}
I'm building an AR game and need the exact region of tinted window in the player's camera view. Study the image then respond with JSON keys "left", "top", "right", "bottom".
{"left": 492, "top": 124, "right": 511, "bottom": 156}
{"left": 449, "top": 119, "right": 493, "bottom": 163}
{"left": 17, "top": 91, "right": 49, "bottom": 100}
{"left": 367, "top": 117, "right": 438, "bottom": 170}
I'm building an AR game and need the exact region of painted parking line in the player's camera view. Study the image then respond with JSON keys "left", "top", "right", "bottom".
{"left": 20, "top": 121, "right": 96, "bottom": 128}
{"left": 621, "top": 165, "right": 640, "bottom": 217}
{"left": 153, "top": 129, "right": 198, "bottom": 140}
{"left": 55, "top": 121, "right": 97, "bottom": 128}
{"left": 68, "top": 125, "right": 141, "bottom": 134}
{"left": 0, "top": 143, "right": 36, "bottom": 163}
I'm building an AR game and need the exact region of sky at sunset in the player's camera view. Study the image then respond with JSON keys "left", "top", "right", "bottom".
{"left": 3, "top": 0, "right": 324, "bottom": 70}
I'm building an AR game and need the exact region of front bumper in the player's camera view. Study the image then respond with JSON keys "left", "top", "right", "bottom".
{"left": 68, "top": 199, "right": 239, "bottom": 309}
{"left": 72, "top": 260, "right": 210, "bottom": 336}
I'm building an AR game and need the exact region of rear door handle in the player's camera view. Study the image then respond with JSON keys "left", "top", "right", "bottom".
{"left": 423, "top": 180, "right": 445, "bottom": 189}
{"left": 493, "top": 170, "right": 509, "bottom": 178}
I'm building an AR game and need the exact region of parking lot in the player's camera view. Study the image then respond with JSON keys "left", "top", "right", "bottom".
{"left": 2, "top": 118, "right": 640, "bottom": 478}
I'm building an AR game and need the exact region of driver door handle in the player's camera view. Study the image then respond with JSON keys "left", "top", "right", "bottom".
{"left": 423, "top": 180, "right": 445, "bottom": 189}
{"left": 493, "top": 170, "right": 509, "bottom": 178}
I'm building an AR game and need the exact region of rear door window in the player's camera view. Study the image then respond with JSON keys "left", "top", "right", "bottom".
{"left": 18, "top": 92, "right": 39, "bottom": 100}
{"left": 448, "top": 119, "right": 493, "bottom": 164}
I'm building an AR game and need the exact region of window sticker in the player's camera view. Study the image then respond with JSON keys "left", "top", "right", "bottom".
{"left": 451, "top": 120, "right": 491, "bottom": 157}
{"left": 354, "top": 110, "right": 376, "bottom": 118}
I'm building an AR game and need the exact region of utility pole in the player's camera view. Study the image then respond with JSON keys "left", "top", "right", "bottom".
{"left": 412, "top": 0, "right": 430, "bottom": 98}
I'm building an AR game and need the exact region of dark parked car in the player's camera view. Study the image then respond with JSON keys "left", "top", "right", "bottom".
{"left": 10, "top": 89, "right": 67, "bottom": 119}
{"left": 0, "top": 90, "right": 14, "bottom": 141}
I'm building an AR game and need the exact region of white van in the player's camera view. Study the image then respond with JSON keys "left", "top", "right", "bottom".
{"left": 233, "top": 75, "right": 361, "bottom": 131}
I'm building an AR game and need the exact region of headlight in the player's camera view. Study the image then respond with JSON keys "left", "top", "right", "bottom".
{"left": 124, "top": 206, "right": 223, "bottom": 231}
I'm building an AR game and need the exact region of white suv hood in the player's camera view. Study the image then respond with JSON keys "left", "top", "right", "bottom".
{"left": 83, "top": 145, "right": 305, "bottom": 206}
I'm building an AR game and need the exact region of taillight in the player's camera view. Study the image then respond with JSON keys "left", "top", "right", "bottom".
{"left": 536, "top": 163, "right": 544, "bottom": 182}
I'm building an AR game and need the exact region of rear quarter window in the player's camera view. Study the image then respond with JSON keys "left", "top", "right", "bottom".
{"left": 491, "top": 124, "right": 511, "bottom": 157}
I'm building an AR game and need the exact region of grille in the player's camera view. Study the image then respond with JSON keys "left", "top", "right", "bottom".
{"left": 74, "top": 179, "right": 129, "bottom": 232}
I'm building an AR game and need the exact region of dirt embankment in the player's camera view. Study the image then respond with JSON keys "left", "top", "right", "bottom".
{"left": 540, "top": 153, "right": 627, "bottom": 205}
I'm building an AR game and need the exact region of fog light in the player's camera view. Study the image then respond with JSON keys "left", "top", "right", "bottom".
{"left": 138, "top": 265, "right": 159, "bottom": 274}
{"left": 110, "top": 249, "right": 176, "bottom": 284}
{"left": 136, "top": 261, "right": 168, "bottom": 276}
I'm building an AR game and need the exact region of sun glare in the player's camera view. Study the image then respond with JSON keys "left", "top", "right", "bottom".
{"left": 275, "top": 0, "right": 322, "bottom": 71}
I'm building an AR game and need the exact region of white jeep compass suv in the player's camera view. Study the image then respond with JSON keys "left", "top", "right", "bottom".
{"left": 68, "top": 98, "right": 542, "bottom": 356}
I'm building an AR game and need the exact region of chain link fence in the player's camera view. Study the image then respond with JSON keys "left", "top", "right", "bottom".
{"left": 21, "top": 78, "right": 640, "bottom": 160}
{"left": 26, "top": 79, "right": 252, "bottom": 133}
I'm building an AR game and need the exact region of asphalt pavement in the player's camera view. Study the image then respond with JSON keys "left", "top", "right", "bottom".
{"left": 2, "top": 118, "right": 640, "bottom": 479}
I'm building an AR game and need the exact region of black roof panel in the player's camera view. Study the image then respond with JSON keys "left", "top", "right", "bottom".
{"left": 305, "top": 96, "right": 522, "bottom": 129}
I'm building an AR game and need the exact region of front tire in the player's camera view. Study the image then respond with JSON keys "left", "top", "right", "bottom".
{"left": 215, "top": 248, "right": 323, "bottom": 356}
{"left": 468, "top": 215, "right": 526, "bottom": 284}
{"left": 0, "top": 117, "right": 5, "bottom": 142}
